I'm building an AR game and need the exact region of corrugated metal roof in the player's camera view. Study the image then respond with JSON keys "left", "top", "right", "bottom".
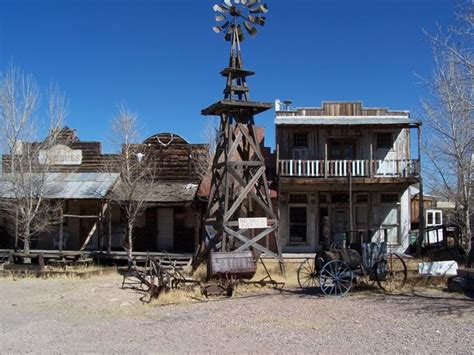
{"left": 0, "top": 173, "right": 119, "bottom": 199}
{"left": 275, "top": 116, "right": 411, "bottom": 126}
{"left": 112, "top": 182, "right": 199, "bottom": 203}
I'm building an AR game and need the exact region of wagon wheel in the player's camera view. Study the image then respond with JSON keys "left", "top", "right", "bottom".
{"left": 375, "top": 253, "right": 407, "bottom": 293}
{"left": 297, "top": 258, "right": 319, "bottom": 290}
{"left": 319, "top": 260, "right": 353, "bottom": 297}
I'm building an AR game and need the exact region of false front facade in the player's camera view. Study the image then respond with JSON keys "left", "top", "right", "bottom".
{"left": 275, "top": 101, "right": 421, "bottom": 253}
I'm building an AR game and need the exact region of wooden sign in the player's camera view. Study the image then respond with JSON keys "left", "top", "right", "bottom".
{"left": 238, "top": 217, "right": 268, "bottom": 229}
{"left": 39, "top": 145, "right": 82, "bottom": 165}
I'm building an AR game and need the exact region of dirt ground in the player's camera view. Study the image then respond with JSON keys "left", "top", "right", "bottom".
{"left": 0, "top": 274, "right": 472, "bottom": 354}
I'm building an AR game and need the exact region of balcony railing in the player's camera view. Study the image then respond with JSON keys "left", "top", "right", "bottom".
{"left": 278, "top": 159, "right": 419, "bottom": 178}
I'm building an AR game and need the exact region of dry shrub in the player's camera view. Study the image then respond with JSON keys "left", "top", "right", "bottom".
{"left": 150, "top": 288, "right": 205, "bottom": 306}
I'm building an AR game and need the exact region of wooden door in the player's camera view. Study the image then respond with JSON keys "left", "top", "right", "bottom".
{"left": 333, "top": 208, "right": 349, "bottom": 244}
{"left": 157, "top": 208, "right": 174, "bottom": 251}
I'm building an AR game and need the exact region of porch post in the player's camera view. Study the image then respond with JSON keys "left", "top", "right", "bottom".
{"left": 107, "top": 202, "right": 112, "bottom": 255}
{"left": 14, "top": 207, "right": 19, "bottom": 250}
{"left": 416, "top": 125, "right": 425, "bottom": 256}
{"left": 369, "top": 142, "right": 373, "bottom": 178}
{"left": 348, "top": 168, "right": 353, "bottom": 244}
{"left": 324, "top": 143, "right": 328, "bottom": 179}
{"left": 59, "top": 205, "right": 64, "bottom": 253}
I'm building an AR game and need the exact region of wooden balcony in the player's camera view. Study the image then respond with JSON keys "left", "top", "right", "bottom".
{"left": 278, "top": 159, "right": 420, "bottom": 179}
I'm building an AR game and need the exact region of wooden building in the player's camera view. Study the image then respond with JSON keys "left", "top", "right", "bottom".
{"left": 275, "top": 101, "right": 421, "bottom": 253}
{"left": 0, "top": 128, "right": 208, "bottom": 254}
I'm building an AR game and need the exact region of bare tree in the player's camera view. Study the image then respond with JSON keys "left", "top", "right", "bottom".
{"left": 421, "top": 1, "right": 473, "bottom": 264}
{"left": 0, "top": 65, "right": 68, "bottom": 254}
{"left": 105, "top": 105, "right": 156, "bottom": 260}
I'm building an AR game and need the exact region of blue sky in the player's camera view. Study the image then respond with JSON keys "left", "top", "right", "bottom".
{"left": 0, "top": 0, "right": 456, "bottom": 151}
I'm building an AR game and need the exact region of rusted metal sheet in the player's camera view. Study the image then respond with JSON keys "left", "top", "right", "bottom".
{"left": 208, "top": 251, "right": 256, "bottom": 279}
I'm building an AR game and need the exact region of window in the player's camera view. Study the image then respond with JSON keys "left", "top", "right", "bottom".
{"left": 427, "top": 211, "right": 434, "bottom": 225}
{"left": 293, "top": 132, "right": 308, "bottom": 148}
{"left": 435, "top": 212, "right": 441, "bottom": 225}
{"left": 376, "top": 132, "right": 393, "bottom": 149}
{"left": 289, "top": 193, "right": 308, "bottom": 204}
{"left": 381, "top": 193, "right": 399, "bottom": 204}
{"left": 332, "top": 193, "right": 349, "bottom": 204}
{"left": 356, "top": 194, "right": 368, "bottom": 203}
{"left": 319, "top": 193, "right": 328, "bottom": 204}
{"left": 289, "top": 207, "right": 307, "bottom": 243}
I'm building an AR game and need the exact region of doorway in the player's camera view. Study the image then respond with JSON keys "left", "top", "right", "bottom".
{"left": 157, "top": 208, "right": 174, "bottom": 251}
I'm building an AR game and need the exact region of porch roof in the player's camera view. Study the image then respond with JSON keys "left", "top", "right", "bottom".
{"left": 112, "top": 181, "right": 199, "bottom": 203}
{"left": 0, "top": 172, "right": 119, "bottom": 200}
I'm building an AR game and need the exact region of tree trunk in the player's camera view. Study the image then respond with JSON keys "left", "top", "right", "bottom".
{"left": 127, "top": 222, "right": 133, "bottom": 260}
{"left": 23, "top": 225, "right": 30, "bottom": 255}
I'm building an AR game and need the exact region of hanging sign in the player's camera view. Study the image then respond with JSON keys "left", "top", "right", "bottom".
{"left": 39, "top": 145, "right": 82, "bottom": 165}
{"left": 238, "top": 217, "right": 268, "bottom": 229}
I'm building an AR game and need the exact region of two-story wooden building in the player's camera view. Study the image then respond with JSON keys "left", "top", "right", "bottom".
{"left": 275, "top": 101, "right": 421, "bottom": 253}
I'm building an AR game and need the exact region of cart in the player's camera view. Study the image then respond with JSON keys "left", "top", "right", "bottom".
{"left": 297, "top": 241, "right": 407, "bottom": 297}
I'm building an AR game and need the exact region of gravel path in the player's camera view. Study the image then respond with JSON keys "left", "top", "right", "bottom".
{"left": 0, "top": 275, "right": 472, "bottom": 354}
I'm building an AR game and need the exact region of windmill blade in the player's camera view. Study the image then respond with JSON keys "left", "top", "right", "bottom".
{"left": 245, "top": 0, "right": 259, "bottom": 7}
{"left": 213, "top": 21, "right": 229, "bottom": 33}
{"left": 248, "top": 15, "right": 266, "bottom": 26}
{"left": 215, "top": 14, "right": 226, "bottom": 22}
{"left": 213, "top": 4, "right": 229, "bottom": 13}
{"left": 250, "top": 4, "right": 268, "bottom": 14}
{"left": 224, "top": 0, "right": 233, "bottom": 7}
{"left": 244, "top": 21, "right": 258, "bottom": 37}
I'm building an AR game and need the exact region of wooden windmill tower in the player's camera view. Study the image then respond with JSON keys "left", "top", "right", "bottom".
{"left": 195, "top": 0, "right": 283, "bottom": 266}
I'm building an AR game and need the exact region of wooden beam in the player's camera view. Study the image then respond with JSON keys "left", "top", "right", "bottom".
{"left": 80, "top": 202, "right": 109, "bottom": 251}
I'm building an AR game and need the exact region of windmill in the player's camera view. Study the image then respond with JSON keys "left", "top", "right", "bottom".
{"left": 195, "top": 0, "right": 283, "bottom": 269}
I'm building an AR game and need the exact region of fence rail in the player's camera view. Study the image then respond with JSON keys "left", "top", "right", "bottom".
{"left": 278, "top": 159, "right": 419, "bottom": 178}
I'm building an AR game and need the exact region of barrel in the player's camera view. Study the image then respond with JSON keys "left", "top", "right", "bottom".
{"left": 315, "top": 249, "right": 362, "bottom": 271}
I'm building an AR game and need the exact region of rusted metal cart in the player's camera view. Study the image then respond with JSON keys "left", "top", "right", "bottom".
{"left": 297, "top": 242, "right": 407, "bottom": 297}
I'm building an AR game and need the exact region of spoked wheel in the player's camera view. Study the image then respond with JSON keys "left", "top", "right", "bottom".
{"left": 375, "top": 253, "right": 407, "bottom": 293}
{"left": 297, "top": 258, "right": 319, "bottom": 290}
{"left": 319, "top": 260, "right": 353, "bottom": 297}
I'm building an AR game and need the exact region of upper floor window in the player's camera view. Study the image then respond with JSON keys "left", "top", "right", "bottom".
{"left": 376, "top": 132, "right": 393, "bottom": 150}
{"left": 293, "top": 132, "right": 308, "bottom": 148}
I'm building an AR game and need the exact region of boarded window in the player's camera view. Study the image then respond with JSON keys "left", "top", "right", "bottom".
{"left": 381, "top": 193, "right": 399, "bottom": 204}
{"left": 376, "top": 132, "right": 393, "bottom": 149}
{"left": 293, "top": 132, "right": 308, "bottom": 148}
{"left": 289, "top": 207, "right": 307, "bottom": 243}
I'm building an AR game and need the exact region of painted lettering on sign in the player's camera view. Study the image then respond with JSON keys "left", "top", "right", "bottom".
{"left": 238, "top": 217, "right": 268, "bottom": 229}
{"left": 39, "top": 145, "right": 83, "bottom": 165}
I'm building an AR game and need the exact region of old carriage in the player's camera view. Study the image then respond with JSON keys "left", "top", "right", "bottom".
{"left": 297, "top": 239, "right": 408, "bottom": 297}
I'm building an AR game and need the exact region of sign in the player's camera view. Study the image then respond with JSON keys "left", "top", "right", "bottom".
{"left": 418, "top": 261, "right": 458, "bottom": 277}
{"left": 39, "top": 145, "right": 82, "bottom": 165}
{"left": 238, "top": 217, "right": 268, "bottom": 229}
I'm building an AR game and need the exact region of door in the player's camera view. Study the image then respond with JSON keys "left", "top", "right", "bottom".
{"left": 329, "top": 140, "right": 356, "bottom": 160}
{"left": 157, "top": 208, "right": 174, "bottom": 251}
{"left": 333, "top": 209, "right": 349, "bottom": 244}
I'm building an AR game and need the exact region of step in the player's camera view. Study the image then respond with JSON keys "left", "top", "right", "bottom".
{"left": 448, "top": 276, "right": 474, "bottom": 292}
{"left": 457, "top": 267, "right": 474, "bottom": 280}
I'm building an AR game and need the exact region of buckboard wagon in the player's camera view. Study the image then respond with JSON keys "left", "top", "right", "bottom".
{"left": 297, "top": 242, "right": 407, "bottom": 297}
